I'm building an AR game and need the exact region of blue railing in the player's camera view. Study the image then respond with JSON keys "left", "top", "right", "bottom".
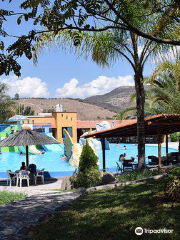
{"left": 0, "top": 123, "right": 53, "bottom": 134}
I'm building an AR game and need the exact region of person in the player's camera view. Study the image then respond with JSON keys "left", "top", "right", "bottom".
{"left": 122, "top": 145, "right": 127, "bottom": 150}
{"left": 20, "top": 162, "right": 26, "bottom": 170}
{"left": 20, "top": 152, "right": 24, "bottom": 156}
{"left": 10, "top": 126, "right": 14, "bottom": 134}
{"left": 119, "top": 153, "right": 126, "bottom": 162}
{"left": 40, "top": 148, "right": 45, "bottom": 154}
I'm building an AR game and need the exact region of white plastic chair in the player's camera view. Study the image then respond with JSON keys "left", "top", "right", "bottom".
{"left": 34, "top": 168, "right": 45, "bottom": 185}
{"left": 6, "top": 170, "right": 16, "bottom": 186}
{"left": 16, "top": 170, "right": 30, "bottom": 187}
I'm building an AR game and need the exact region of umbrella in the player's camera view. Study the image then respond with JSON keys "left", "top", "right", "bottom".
{"left": 8, "top": 115, "right": 30, "bottom": 131}
{"left": 0, "top": 129, "right": 60, "bottom": 166}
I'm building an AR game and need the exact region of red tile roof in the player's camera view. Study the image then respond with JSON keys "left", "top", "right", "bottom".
{"left": 77, "top": 120, "right": 134, "bottom": 129}
{"left": 82, "top": 114, "right": 180, "bottom": 138}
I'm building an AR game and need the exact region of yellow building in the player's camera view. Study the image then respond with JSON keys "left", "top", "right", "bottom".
{"left": 28, "top": 112, "right": 77, "bottom": 144}
{"left": 52, "top": 112, "right": 77, "bottom": 143}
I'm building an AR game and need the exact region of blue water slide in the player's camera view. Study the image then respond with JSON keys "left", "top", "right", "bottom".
{"left": 43, "top": 133, "right": 63, "bottom": 152}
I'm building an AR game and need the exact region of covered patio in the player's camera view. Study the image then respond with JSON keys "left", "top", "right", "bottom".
{"left": 83, "top": 114, "right": 180, "bottom": 172}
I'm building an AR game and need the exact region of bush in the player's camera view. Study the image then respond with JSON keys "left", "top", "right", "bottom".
{"left": 78, "top": 140, "right": 99, "bottom": 172}
{"left": 170, "top": 132, "right": 180, "bottom": 142}
{"left": 163, "top": 166, "right": 180, "bottom": 201}
{"left": 101, "top": 173, "right": 115, "bottom": 185}
{"left": 70, "top": 141, "right": 101, "bottom": 188}
{"left": 118, "top": 169, "right": 156, "bottom": 182}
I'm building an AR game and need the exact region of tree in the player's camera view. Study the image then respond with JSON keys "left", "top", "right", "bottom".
{"left": 0, "top": 82, "right": 16, "bottom": 123}
{"left": 18, "top": 104, "right": 35, "bottom": 116}
{"left": 1, "top": 1, "right": 180, "bottom": 76}
{"left": 14, "top": 93, "right": 19, "bottom": 100}
{"left": 34, "top": 28, "right": 174, "bottom": 170}
{"left": 71, "top": 140, "right": 100, "bottom": 188}
{"left": 42, "top": 108, "right": 54, "bottom": 113}
{"left": 120, "top": 61, "right": 180, "bottom": 119}
{"left": 148, "top": 61, "right": 180, "bottom": 114}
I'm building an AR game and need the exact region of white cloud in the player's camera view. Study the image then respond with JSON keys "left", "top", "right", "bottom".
{"left": 56, "top": 75, "right": 134, "bottom": 99}
{"left": 1, "top": 76, "right": 49, "bottom": 98}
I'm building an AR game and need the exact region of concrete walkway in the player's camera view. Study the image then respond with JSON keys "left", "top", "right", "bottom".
{"left": 0, "top": 178, "right": 64, "bottom": 196}
{"left": 147, "top": 142, "right": 179, "bottom": 150}
{"left": 0, "top": 178, "right": 82, "bottom": 240}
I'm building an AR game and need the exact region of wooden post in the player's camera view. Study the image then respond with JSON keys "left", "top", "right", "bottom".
{"left": 158, "top": 134, "right": 161, "bottom": 173}
{"left": 26, "top": 146, "right": 29, "bottom": 167}
{"left": 102, "top": 138, "right": 106, "bottom": 172}
{"left": 166, "top": 134, "right": 168, "bottom": 157}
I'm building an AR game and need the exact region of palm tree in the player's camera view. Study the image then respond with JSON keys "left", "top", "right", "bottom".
{"left": 120, "top": 61, "right": 180, "bottom": 119}
{"left": 149, "top": 61, "right": 180, "bottom": 114}
{"left": 0, "top": 83, "right": 16, "bottom": 123}
{"left": 34, "top": 29, "right": 175, "bottom": 170}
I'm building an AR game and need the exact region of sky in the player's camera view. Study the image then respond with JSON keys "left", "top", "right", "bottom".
{"left": 0, "top": 1, "right": 156, "bottom": 99}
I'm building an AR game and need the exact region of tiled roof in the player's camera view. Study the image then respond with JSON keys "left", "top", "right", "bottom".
{"left": 82, "top": 114, "right": 180, "bottom": 138}
{"left": 77, "top": 120, "right": 134, "bottom": 129}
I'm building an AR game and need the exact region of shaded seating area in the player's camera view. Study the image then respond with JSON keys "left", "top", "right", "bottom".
{"left": 6, "top": 166, "right": 45, "bottom": 187}
{"left": 83, "top": 114, "right": 180, "bottom": 173}
{"left": 0, "top": 129, "right": 59, "bottom": 187}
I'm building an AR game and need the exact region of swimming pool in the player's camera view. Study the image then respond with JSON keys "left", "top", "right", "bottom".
{"left": 0, "top": 143, "right": 178, "bottom": 178}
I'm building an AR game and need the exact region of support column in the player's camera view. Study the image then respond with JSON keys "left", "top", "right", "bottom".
{"left": 158, "top": 134, "right": 162, "bottom": 173}
{"left": 102, "top": 138, "right": 106, "bottom": 172}
{"left": 26, "top": 146, "right": 29, "bottom": 167}
{"left": 166, "top": 134, "right": 168, "bottom": 157}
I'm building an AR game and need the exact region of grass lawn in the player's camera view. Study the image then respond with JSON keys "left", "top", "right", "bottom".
{"left": 34, "top": 180, "right": 180, "bottom": 240}
{"left": 0, "top": 191, "right": 25, "bottom": 205}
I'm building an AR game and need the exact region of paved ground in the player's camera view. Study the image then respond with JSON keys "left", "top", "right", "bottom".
{"left": 147, "top": 142, "right": 179, "bottom": 150}
{"left": 0, "top": 178, "right": 82, "bottom": 240}
{"left": 0, "top": 178, "right": 64, "bottom": 196}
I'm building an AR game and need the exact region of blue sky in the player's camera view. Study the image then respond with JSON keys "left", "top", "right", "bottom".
{"left": 1, "top": 1, "right": 155, "bottom": 98}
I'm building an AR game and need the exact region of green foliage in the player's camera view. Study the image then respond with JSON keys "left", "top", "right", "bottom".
{"left": 121, "top": 60, "right": 180, "bottom": 119}
{"left": 0, "top": 82, "right": 16, "bottom": 123}
{"left": 35, "top": 180, "right": 180, "bottom": 240}
{"left": 71, "top": 169, "right": 101, "bottom": 189}
{"left": 42, "top": 108, "right": 54, "bottom": 113}
{"left": 78, "top": 141, "right": 99, "bottom": 172}
{"left": 118, "top": 169, "right": 156, "bottom": 182}
{"left": 71, "top": 141, "right": 100, "bottom": 188}
{"left": 14, "top": 93, "right": 19, "bottom": 100}
{"left": 1, "top": 1, "right": 180, "bottom": 76}
{"left": 163, "top": 166, "right": 180, "bottom": 201}
{"left": 18, "top": 104, "right": 35, "bottom": 116}
{"left": 0, "top": 191, "right": 25, "bottom": 205}
{"left": 171, "top": 132, "right": 180, "bottom": 142}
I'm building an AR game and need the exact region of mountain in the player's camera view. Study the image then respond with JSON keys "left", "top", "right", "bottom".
{"left": 85, "top": 85, "right": 150, "bottom": 112}
{"left": 16, "top": 98, "right": 117, "bottom": 120}
{"left": 16, "top": 86, "right": 150, "bottom": 120}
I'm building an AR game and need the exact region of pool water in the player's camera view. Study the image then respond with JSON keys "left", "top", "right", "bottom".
{"left": 0, "top": 143, "right": 178, "bottom": 178}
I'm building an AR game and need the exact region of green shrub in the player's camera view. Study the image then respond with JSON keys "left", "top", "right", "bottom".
{"left": 78, "top": 141, "right": 99, "bottom": 172}
{"left": 118, "top": 169, "right": 156, "bottom": 182}
{"left": 170, "top": 132, "right": 180, "bottom": 142}
{"left": 72, "top": 169, "right": 101, "bottom": 188}
{"left": 163, "top": 166, "right": 180, "bottom": 201}
{"left": 70, "top": 141, "right": 100, "bottom": 188}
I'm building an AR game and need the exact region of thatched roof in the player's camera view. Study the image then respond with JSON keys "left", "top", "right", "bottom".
{"left": 0, "top": 129, "right": 59, "bottom": 147}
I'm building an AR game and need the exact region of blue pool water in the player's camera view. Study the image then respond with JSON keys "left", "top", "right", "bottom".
{"left": 0, "top": 143, "right": 178, "bottom": 178}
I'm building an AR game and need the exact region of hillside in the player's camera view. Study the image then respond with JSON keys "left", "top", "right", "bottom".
{"left": 16, "top": 98, "right": 116, "bottom": 120}
{"left": 85, "top": 85, "right": 150, "bottom": 112}
{"left": 16, "top": 86, "right": 150, "bottom": 120}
